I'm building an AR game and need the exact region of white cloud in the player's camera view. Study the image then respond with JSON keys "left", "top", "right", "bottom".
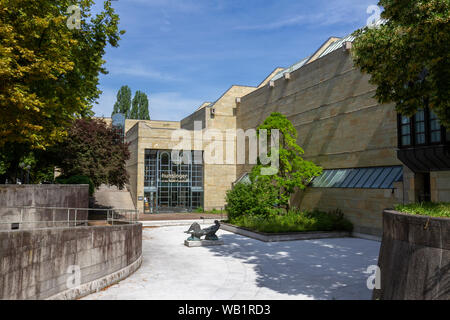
{"left": 105, "top": 60, "right": 180, "bottom": 81}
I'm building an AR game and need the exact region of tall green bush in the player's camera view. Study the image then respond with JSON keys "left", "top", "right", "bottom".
{"left": 251, "top": 112, "right": 322, "bottom": 212}
{"left": 225, "top": 180, "right": 279, "bottom": 220}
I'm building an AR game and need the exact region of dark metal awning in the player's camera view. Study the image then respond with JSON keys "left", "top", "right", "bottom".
{"left": 397, "top": 145, "right": 450, "bottom": 173}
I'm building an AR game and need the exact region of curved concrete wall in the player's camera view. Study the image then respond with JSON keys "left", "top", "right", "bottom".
{"left": 0, "top": 185, "right": 89, "bottom": 230}
{"left": 374, "top": 210, "right": 449, "bottom": 300}
{"left": 0, "top": 223, "right": 142, "bottom": 300}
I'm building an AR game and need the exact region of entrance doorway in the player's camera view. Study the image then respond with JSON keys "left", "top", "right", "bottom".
{"left": 144, "top": 149, "right": 204, "bottom": 213}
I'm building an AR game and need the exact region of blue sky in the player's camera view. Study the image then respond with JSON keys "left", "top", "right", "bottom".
{"left": 92, "top": 0, "right": 378, "bottom": 120}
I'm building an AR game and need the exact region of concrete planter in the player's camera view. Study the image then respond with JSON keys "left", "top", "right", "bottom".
{"left": 373, "top": 210, "right": 449, "bottom": 300}
{"left": 220, "top": 223, "right": 350, "bottom": 242}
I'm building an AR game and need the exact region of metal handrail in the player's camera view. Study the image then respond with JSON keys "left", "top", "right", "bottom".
{"left": 0, "top": 206, "right": 140, "bottom": 231}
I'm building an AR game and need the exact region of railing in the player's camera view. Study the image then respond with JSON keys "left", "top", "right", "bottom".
{"left": 0, "top": 206, "right": 139, "bottom": 231}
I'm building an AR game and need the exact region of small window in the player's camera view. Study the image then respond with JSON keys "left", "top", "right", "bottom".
{"left": 232, "top": 108, "right": 237, "bottom": 116}
{"left": 429, "top": 111, "right": 441, "bottom": 143}
{"left": 400, "top": 116, "right": 411, "bottom": 146}
{"left": 415, "top": 109, "right": 426, "bottom": 145}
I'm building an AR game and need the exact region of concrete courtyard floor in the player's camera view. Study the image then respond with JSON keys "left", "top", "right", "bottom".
{"left": 83, "top": 225, "right": 380, "bottom": 300}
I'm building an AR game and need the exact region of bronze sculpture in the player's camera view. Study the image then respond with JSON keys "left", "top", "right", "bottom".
{"left": 185, "top": 220, "right": 220, "bottom": 241}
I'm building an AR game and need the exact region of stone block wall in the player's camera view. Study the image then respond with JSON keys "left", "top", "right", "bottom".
{"left": 431, "top": 171, "right": 450, "bottom": 202}
{"left": 236, "top": 47, "right": 402, "bottom": 236}
{"left": 296, "top": 187, "right": 403, "bottom": 237}
{"left": 0, "top": 223, "right": 142, "bottom": 300}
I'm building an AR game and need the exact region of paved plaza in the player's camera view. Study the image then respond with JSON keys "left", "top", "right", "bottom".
{"left": 84, "top": 225, "right": 380, "bottom": 300}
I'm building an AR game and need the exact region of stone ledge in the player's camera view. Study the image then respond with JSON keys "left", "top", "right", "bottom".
{"left": 141, "top": 219, "right": 219, "bottom": 227}
{"left": 184, "top": 240, "right": 224, "bottom": 247}
{"left": 220, "top": 223, "right": 350, "bottom": 242}
{"left": 46, "top": 254, "right": 143, "bottom": 300}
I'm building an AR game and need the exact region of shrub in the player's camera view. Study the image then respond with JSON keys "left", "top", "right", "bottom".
{"left": 195, "top": 207, "right": 204, "bottom": 213}
{"left": 229, "top": 208, "right": 353, "bottom": 233}
{"left": 395, "top": 202, "right": 450, "bottom": 218}
{"left": 225, "top": 181, "right": 279, "bottom": 220}
{"left": 56, "top": 175, "right": 95, "bottom": 196}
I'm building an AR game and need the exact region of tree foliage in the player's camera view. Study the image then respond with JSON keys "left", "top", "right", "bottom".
{"left": 56, "top": 175, "right": 95, "bottom": 196}
{"left": 250, "top": 112, "right": 322, "bottom": 211}
{"left": 352, "top": 0, "right": 450, "bottom": 127}
{"left": 225, "top": 180, "right": 279, "bottom": 220}
{"left": 130, "top": 90, "right": 150, "bottom": 120}
{"left": 0, "top": 0, "right": 125, "bottom": 149}
{"left": 112, "top": 85, "right": 132, "bottom": 118}
{"left": 0, "top": 145, "right": 56, "bottom": 184}
{"left": 54, "top": 118, "right": 130, "bottom": 189}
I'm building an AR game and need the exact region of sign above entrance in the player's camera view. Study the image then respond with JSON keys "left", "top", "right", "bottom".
{"left": 161, "top": 172, "right": 189, "bottom": 183}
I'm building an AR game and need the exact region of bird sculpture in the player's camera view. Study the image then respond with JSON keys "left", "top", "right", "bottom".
{"left": 185, "top": 220, "right": 221, "bottom": 241}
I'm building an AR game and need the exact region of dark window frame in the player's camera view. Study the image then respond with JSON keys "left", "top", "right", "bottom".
{"left": 398, "top": 105, "right": 447, "bottom": 148}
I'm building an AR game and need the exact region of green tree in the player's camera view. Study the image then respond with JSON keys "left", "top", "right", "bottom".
{"left": 54, "top": 118, "right": 130, "bottom": 189}
{"left": 138, "top": 92, "right": 150, "bottom": 120}
{"left": 0, "top": 0, "right": 124, "bottom": 183}
{"left": 250, "top": 112, "right": 322, "bottom": 212}
{"left": 352, "top": 0, "right": 450, "bottom": 127}
{"left": 0, "top": 0, "right": 125, "bottom": 149}
{"left": 130, "top": 90, "right": 150, "bottom": 120}
{"left": 112, "top": 85, "right": 132, "bottom": 118}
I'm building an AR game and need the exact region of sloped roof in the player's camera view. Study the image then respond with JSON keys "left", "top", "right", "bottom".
{"left": 269, "top": 33, "right": 357, "bottom": 81}
{"left": 317, "top": 34, "right": 356, "bottom": 59}
{"left": 269, "top": 20, "right": 388, "bottom": 82}
{"left": 271, "top": 57, "right": 311, "bottom": 81}
{"left": 196, "top": 102, "right": 212, "bottom": 111}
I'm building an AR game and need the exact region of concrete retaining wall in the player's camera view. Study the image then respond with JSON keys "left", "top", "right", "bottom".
{"left": 373, "top": 210, "right": 449, "bottom": 300}
{"left": 221, "top": 223, "right": 350, "bottom": 242}
{"left": 0, "top": 185, "right": 89, "bottom": 230}
{"left": 0, "top": 184, "right": 89, "bottom": 208}
{"left": 0, "top": 223, "right": 142, "bottom": 300}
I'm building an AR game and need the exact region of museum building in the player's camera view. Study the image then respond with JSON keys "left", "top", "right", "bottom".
{"left": 103, "top": 34, "right": 450, "bottom": 238}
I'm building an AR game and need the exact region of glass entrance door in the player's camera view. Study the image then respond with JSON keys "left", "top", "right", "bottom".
{"left": 144, "top": 192, "right": 156, "bottom": 214}
{"left": 144, "top": 149, "right": 204, "bottom": 213}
